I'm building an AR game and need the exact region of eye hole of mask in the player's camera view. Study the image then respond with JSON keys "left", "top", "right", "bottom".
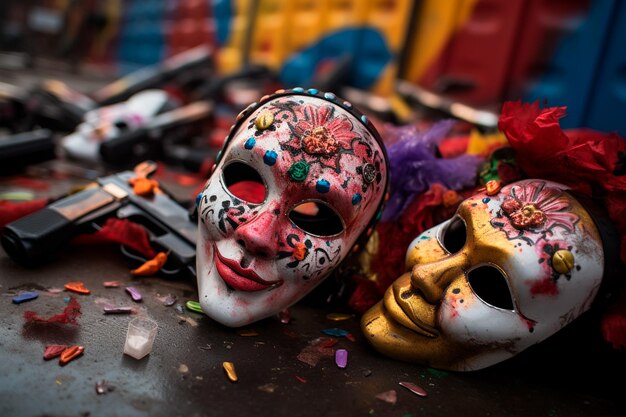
{"left": 441, "top": 216, "right": 466, "bottom": 254}
{"left": 289, "top": 201, "right": 344, "bottom": 236}
{"left": 222, "top": 161, "right": 266, "bottom": 204}
{"left": 467, "top": 265, "right": 515, "bottom": 310}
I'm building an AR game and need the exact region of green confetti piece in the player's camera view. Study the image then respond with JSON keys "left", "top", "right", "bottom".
{"left": 185, "top": 300, "right": 204, "bottom": 314}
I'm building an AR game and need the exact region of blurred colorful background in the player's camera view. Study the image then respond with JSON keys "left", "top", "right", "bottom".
{"left": 1, "top": 0, "right": 624, "bottom": 136}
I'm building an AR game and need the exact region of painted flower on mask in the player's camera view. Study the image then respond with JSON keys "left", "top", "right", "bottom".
{"left": 491, "top": 180, "right": 580, "bottom": 242}
{"left": 283, "top": 104, "right": 355, "bottom": 172}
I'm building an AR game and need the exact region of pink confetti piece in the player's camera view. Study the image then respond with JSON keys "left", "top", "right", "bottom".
{"left": 375, "top": 390, "right": 397, "bottom": 405}
{"left": 43, "top": 345, "right": 68, "bottom": 360}
{"left": 125, "top": 286, "right": 142, "bottom": 302}
{"left": 399, "top": 381, "right": 428, "bottom": 397}
{"left": 335, "top": 349, "right": 348, "bottom": 368}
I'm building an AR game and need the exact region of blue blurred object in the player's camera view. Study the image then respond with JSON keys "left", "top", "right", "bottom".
{"left": 280, "top": 27, "right": 392, "bottom": 90}
{"left": 584, "top": 0, "right": 626, "bottom": 136}
{"left": 521, "top": 0, "right": 626, "bottom": 136}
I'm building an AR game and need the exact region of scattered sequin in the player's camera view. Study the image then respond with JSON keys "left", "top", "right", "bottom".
{"left": 103, "top": 306, "right": 133, "bottom": 314}
{"left": 64, "top": 282, "right": 90, "bottom": 295}
{"left": 185, "top": 300, "right": 204, "bottom": 314}
{"left": 223, "top": 362, "right": 238, "bottom": 382}
{"left": 125, "top": 287, "right": 142, "bottom": 302}
{"left": 321, "top": 328, "right": 349, "bottom": 337}
{"left": 103, "top": 281, "right": 122, "bottom": 288}
{"left": 12, "top": 291, "right": 38, "bottom": 304}
{"left": 376, "top": 390, "right": 397, "bottom": 405}
{"left": 59, "top": 345, "right": 84, "bottom": 365}
{"left": 335, "top": 349, "right": 348, "bottom": 368}
{"left": 399, "top": 381, "right": 427, "bottom": 397}
{"left": 43, "top": 345, "right": 67, "bottom": 360}
{"left": 326, "top": 313, "right": 353, "bottom": 321}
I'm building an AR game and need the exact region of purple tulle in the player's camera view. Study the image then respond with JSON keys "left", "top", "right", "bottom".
{"left": 382, "top": 120, "right": 483, "bottom": 221}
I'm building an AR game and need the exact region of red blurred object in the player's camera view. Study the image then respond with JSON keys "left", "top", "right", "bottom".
{"left": 0, "top": 199, "right": 48, "bottom": 228}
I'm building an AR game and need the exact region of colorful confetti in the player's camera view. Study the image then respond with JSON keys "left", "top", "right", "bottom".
{"left": 326, "top": 313, "right": 353, "bottom": 321}
{"left": 321, "top": 328, "right": 349, "bottom": 337}
{"left": 375, "top": 390, "right": 397, "bottom": 405}
{"left": 64, "top": 282, "right": 90, "bottom": 294}
{"left": 43, "top": 345, "right": 67, "bottom": 360}
{"left": 12, "top": 291, "right": 38, "bottom": 304}
{"left": 130, "top": 252, "right": 168, "bottom": 276}
{"left": 223, "top": 362, "right": 238, "bottom": 382}
{"left": 125, "top": 286, "right": 142, "bottom": 302}
{"left": 185, "top": 300, "right": 204, "bottom": 314}
{"left": 59, "top": 345, "right": 84, "bottom": 365}
{"left": 103, "top": 306, "right": 134, "bottom": 314}
{"left": 399, "top": 381, "right": 428, "bottom": 397}
{"left": 335, "top": 349, "right": 348, "bottom": 368}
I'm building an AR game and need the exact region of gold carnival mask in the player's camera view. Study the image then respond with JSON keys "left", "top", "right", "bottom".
{"left": 361, "top": 179, "right": 606, "bottom": 371}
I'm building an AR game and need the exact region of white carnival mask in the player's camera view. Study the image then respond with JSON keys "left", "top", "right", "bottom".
{"left": 362, "top": 179, "right": 607, "bottom": 371}
{"left": 196, "top": 88, "right": 388, "bottom": 327}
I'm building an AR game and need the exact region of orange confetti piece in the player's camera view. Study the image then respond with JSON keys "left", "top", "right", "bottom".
{"left": 64, "top": 281, "right": 91, "bottom": 294}
{"left": 59, "top": 345, "right": 84, "bottom": 365}
{"left": 223, "top": 362, "right": 238, "bottom": 382}
{"left": 128, "top": 177, "right": 161, "bottom": 196}
{"left": 485, "top": 180, "right": 502, "bottom": 196}
{"left": 131, "top": 252, "right": 168, "bottom": 276}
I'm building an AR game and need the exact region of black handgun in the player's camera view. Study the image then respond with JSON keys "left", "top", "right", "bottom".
{"left": 98, "top": 101, "right": 213, "bottom": 167}
{"left": 0, "top": 129, "right": 56, "bottom": 174}
{"left": 92, "top": 45, "right": 214, "bottom": 106}
{"left": 0, "top": 161, "right": 197, "bottom": 276}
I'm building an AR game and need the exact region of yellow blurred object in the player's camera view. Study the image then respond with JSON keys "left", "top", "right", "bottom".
{"left": 225, "top": 0, "right": 413, "bottom": 96}
{"left": 466, "top": 128, "right": 508, "bottom": 156}
{"left": 403, "top": 0, "right": 479, "bottom": 83}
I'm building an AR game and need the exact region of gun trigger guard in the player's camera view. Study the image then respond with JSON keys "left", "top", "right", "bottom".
{"left": 116, "top": 204, "right": 145, "bottom": 221}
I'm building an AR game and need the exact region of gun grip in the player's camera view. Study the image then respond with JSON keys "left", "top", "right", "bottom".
{"left": 1, "top": 208, "right": 75, "bottom": 266}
